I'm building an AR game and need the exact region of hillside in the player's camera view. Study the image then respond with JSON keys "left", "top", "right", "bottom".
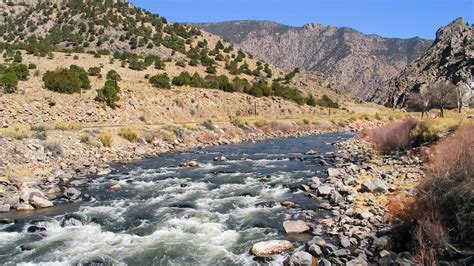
{"left": 0, "top": 0, "right": 346, "bottom": 110}
{"left": 194, "top": 20, "right": 432, "bottom": 100}
{"left": 370, "top": 18, "right": 473, "bottom": 108}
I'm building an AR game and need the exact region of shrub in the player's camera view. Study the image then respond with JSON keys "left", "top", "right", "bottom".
{"left": 172, "top": 71, "right": 192, "bottom": 86}
{"left": 306, "top": 94, "right": 317, "bottom": 106}
{"left": 88, "top": 67, "right": 102, "bottom": 77}
{"left": 43, "top": 68, "right": 82, "bottom": 94}
{"left": 44, "top": 142, "right": 64, "bottom": 157}
{"left": 202, "top": 119, "right": 215, "bottom": 130}
{"left": 28, "top": 63, "right": 37, "bottom": 69}
{"left": 10, "top": 64, "right": 29, "bottom": 81}
{"left": 401, "top": 123, "right": 474, "bottom": 262}
{"left": 70, "top": 65, "right": 91, "bottom": 90}
{"left": 254, "top": 119, "right": 267, "bottom": 128}
{"left": 149, "top": 73, "right": 171, "bottom": 89}
{"left": 360, "top": 118, "right": 418, "bottom": 154}
{"left": 98, "top": 132, "right": 113, "bottom": 147}
{"left": 0, "top": 69, "right": 18, "bottom": 93}
{"left": 96, "top": 79, "right": 120, "bottom": 108}
{"left": 317, "top": 95, "right": 339, "bottom": 109}
{"left": 118, "top": 127, "right": 139, "bottom": 142}
{"left": 106, "top": 70, "right": 121, "bottom": 82}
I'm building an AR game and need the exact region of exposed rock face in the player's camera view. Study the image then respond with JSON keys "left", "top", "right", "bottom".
{"left": 370, "top": 18, "right": 473, "bottom": 107}
{"left": 194, "top": 21, "right": 431, "bottom": 99}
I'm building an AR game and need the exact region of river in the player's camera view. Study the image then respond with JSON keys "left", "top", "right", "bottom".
{"left": 0, "top": 133, "right": 351, "bottom": 265}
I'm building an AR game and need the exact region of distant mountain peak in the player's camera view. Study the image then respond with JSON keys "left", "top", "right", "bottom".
{"left": 194, "top": 20, "right": 432, "bottom": 100}
{"left": 371, "top": 18, "right": 473, "bottom": 107}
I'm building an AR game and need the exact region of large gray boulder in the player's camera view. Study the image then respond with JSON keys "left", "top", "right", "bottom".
{"left": 284, "top": 251, "right": 318, "bottom": 266}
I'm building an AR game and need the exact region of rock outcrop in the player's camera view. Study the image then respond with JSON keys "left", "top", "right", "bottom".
{"left": 370, "top": 18, "right": 473, "bottom": 107}
{"left": 194, "top": 20, "right": 432, "bottom": 100}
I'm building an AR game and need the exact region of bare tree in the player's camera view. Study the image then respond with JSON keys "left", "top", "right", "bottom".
{"left": 425, "top": 81, "right": 457, "bottom": 117}
{"left": 406, "top": 92, "right": 430, "bottom": 119}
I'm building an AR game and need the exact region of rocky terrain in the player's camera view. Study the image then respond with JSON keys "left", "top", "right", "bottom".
{"left": 370, "top": 18, "right": 474, "bottom": 107}
{"left": 250, "top": 137, "right": 429, "bottom": 265}
{"left": 194, "top": 20, "right": 432, "bottom": 99}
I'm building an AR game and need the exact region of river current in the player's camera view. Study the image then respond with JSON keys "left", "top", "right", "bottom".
{"left": 0, "top": 133, "right": 351, "bottom": 265}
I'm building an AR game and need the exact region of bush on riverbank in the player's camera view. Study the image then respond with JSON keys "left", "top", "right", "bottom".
{"left": 401, "top": 123, "right": 474, "bottom": 263}
{"left": 359, "top": 118, "right": 418, "bottom": 154}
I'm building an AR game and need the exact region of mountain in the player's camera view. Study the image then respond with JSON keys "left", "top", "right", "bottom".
{"left": 193, "top": 20, "right": 432, "bottom": 100}
{"left": 370, "top": 18, "right": 473, "bottom": 107}
{"left": 0, "top": 0, "right": 342, "bottom": 110}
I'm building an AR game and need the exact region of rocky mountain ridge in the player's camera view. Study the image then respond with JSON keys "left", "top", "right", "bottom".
{"left": 370, "top": 18, "right": 473, "bottom": 107}
{"left": 194, "top": 20, "right": 432, "bottom": 100}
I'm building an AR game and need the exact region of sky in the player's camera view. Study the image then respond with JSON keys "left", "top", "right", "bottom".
{"left": 129, "top": 0, "right": 472, "bottom": 40}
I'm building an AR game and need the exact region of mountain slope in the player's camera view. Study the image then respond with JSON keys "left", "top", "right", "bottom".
{"left": 0, "top": 0, "right": 345, "bottom": 105}
{"left": 194, "top": 20, "right": 432, "bottom": 100}
{"left": 370, "top": 18, "right": 473, "bottom": 107}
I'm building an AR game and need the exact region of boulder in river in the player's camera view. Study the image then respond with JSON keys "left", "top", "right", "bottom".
{"left": 178, "top": 161, "right": 199, "bottom": 167}
{"left": 251, "top": 240, "right": 294, "bottom": 257}
{"left": 30, "top": 196, "right": 53, "bottom": 208}
{"left": 281, "top": 201, "right": 296, "bottom": 208}
{"left": 64, "top": 187, "right": 81, "bottom": 201}
{"left": 317, "top": 185, "right": 333, "bottom": 196}
{"left": 109, "top": 184, "right": 122, "bottom": 191}
{"left": 283, "top": 220, "right": 310, "bottom": 234}
{"left": 306, "top": 149, "right": 317, "bottom": 155}
{"left": 0, "top": 204, "right": 10, "bottom": 213}
{"left": 213, "top": 156, "right": 227, "bottom": 162}
{"left": 284, "top": 251, "right": 318, "bottom": 266}
{"left": 15, "top": 203, "right": 34, "bottom": 211}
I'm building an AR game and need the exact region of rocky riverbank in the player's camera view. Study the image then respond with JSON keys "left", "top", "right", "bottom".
{"left": 0, "top": 119, "right": 383, "bottom": 215}
{"left": 251, "top": 137, "right": 425, "bottom": 265}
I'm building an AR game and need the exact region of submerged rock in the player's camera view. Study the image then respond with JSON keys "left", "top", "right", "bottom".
{"left": 251, "top": 240, "right": 294, "bottom": 257}
{"left": 284, "top": 251, "right": 318, "bottom": 266}
{"left": 27, "top": 225, "right": 46, "bottom": 233}
{"left": 281, "top": 201, "right": 296, "bottom": 208}
{"left": 178, "top": 160, "right": 199, "bottom": 167}
{"left": 283, "top": 220, "right": 310, "bottom": 234}
{"left": 60, "top": 214, "right": 84, "bottom": 227}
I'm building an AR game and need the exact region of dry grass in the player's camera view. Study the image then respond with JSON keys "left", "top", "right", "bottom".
{"left": 98, "top": 131, "right": 113, "bottom": 147}
{"left": 160, "top": 129, "right": 176, "bottom": 143}
{"left": 199, "top": 132, "right": 219, "bottom": 143}
{"left": 398, "top": 123, "right": 474, "bottom": 262}
{"left": 118, "top": 127, "right": 139, "bottom": 142}
{"left": 268, "top": 120, "right": 299, "bottom": 133}
{"left": 0, "top": 126, "right": 32, "bottom": 140}
{"left": 55, "top": 122, "right": 80, "bottom": 131}
{"left": 360, "top": 118, "right": 418, "bottom": 154}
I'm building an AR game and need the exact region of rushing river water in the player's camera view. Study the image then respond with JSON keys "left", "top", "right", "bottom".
{"left": 0, "top": 133, "right": 351, "bottom": 265}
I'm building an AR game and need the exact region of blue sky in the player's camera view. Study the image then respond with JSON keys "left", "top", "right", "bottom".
{"left": 129, "top": 0, "right": 472, "bottom": 40}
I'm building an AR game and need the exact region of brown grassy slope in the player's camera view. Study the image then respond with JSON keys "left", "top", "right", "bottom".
{"left": 0, "top": 51, "right": 347, "bottom": 128}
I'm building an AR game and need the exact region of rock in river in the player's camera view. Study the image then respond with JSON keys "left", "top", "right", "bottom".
{"left": 284, "top": 251, "right": 318, "bottom": 266}
{"left": 0, "top": 204, "right": 10, "bottom": 213}
{"left": 251, "top": 240, "right": 294, "bottom": 257}
{"left": 30, "top": 196, "right": 53, "bottom": 208}
{"left": 283, "top": 220, "right": 310, "bottom": 234}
